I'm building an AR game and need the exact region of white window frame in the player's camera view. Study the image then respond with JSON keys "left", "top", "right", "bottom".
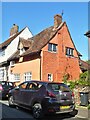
{"left": 66, "top": 47, "right": 74, "bottom": 57}
{"left": 14, "top": 73, "right": 20, "bottom": 81}
{"left": 48, "top": 73, "right": 53, "bottom": 82}
{"left": 24, "top": 72, "right": 32, "bottom": 81}
{"left": 48, "top": 43, "right": 57, "bottom": 52}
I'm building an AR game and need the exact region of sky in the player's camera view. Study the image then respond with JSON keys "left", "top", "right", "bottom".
{"left": 1, "top": 2, "right": 88, "bottom": 60}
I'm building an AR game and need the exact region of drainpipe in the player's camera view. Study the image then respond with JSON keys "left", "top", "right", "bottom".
{"left": 40, "top": 52, "right": 42, "bottom": 81}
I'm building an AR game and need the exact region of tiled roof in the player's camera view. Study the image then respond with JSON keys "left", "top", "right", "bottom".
{"left": 21, "top": 22, "right": 64, "bottom": 56}
{"left": 79, "top": 59, "right": 90, "bottom": 70}
{"left": 8, "top": 21, "right": 81, "bottom": 60}
{"left": 0, "top": 27, "right": 26, "bottom": 49}
{"left": 19, "top": 37, "right": 33, "bottom": 48}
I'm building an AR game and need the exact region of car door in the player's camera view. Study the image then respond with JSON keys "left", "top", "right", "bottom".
{"left": 13, "top": 82, "right": 28, "bottom": 104}
{"left": 22, "top": 82, "right": 39, "bottom": 107}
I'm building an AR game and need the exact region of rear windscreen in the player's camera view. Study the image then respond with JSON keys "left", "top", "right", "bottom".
{"left": 47, "top": 83, "right": 70, "bottom": 92}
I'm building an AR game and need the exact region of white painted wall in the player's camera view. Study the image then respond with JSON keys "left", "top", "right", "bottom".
{"left": 0, "top": 27, "right": 33, "bottom": 81}
{"left": 0, "top": 27, "right": 33, "bottom": 63}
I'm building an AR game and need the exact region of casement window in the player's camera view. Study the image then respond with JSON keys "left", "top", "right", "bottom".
{"left": 66, "top": 47, "right": 74, "bottom": 57}
{"left": 14, "top": 74, "right": 20, "bottom": 81}
{"left": 24, "top": 72, "right": 32, "bottom": 81}
{"left": 48, "top": 74, "right": 53, "bottom": 82}
{"left": 48, "top": 43, "right": 57, "bottom": 52}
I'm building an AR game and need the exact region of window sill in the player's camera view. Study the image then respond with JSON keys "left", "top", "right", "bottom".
{"left": 66, "top": 55, "right": 74, "bottom": 58}
{"left": 48, "top": 51, "right": 57, "bottom": 53}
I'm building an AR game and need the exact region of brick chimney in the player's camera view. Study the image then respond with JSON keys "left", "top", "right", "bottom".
{"left": 54, "top": 14, "right": 62, "bottom": 29}
{"left": 10, "top": 24, "right": 19, "bottom": 36}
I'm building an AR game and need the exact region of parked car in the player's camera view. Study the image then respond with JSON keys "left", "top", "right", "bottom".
{"left": 8, "top": 81, "right": 75, "bottom": 119}
{"left": 0, "top": 81, "right": 15, "bottom": 99}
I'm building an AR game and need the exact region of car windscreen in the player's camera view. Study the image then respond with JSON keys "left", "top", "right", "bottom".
{"left": 47, "top": 83, "right": 70, "bottom": 92}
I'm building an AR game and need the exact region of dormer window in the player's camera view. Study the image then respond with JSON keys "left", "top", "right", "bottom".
{"left": 20, "top": 48, "right": 25, "bottom": 55}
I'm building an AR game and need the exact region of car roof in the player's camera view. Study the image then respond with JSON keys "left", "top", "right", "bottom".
{"left": 23, "top": 80, "right": 66, "bottom": 85}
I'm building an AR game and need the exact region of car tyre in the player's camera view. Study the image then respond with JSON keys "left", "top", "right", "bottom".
{"left": 8, "top": 96, "right": 15, "bottom": 107}
{"left": 33, "top": 103, "right": 44, "bottom": 119}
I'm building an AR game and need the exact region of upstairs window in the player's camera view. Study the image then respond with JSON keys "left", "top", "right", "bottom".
{"left": 48, "top": 43, "right": 57, "bottom": 52}
{"left": 66, "top": 47, "right": 74, "bottom": 57}
{"left": 20, "top": 48, "right": 25, "bottom": 55}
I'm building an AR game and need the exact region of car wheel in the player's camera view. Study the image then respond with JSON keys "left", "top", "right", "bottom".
{"left": 8, "top": 96, "right": 15, "bottom": 107}
{"left": 33, "top": 103, "right": 43, "bottom": 119}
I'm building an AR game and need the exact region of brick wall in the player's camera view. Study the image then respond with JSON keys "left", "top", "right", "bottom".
{"left": 41, "top": 23, "right": 81, "bottom": 82}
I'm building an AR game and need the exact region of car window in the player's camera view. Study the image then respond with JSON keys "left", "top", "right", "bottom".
{"left": 19, "top": 82, "right": 28, "bottom": 89}
{"left": 1, "top": 82, "right": 14, "bottom": 87}
{"left": 8, "top": 82, "right": 13, "bottom": 86}
{"left": 47, "top": 83, "right": 70, "bottom": 92}
{"left": 28, "top": 82, "right": 42, "bottom": 90}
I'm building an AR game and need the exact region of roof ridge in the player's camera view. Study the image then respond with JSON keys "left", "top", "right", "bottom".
{"left": 0, "top": 27, "right": 26, "bottom": 49}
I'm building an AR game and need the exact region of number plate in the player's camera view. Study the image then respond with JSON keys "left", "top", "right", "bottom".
{"left": 60, "top": 106, "right": 70, "bottom": 109}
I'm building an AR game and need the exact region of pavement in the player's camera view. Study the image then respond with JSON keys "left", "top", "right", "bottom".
{"left": 75, "top": 105, "right": 90, "bottom": 120}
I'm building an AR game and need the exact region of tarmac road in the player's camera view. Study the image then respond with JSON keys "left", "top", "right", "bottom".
{"left": 0, "top": 100, "right": 88, "bottom": 120}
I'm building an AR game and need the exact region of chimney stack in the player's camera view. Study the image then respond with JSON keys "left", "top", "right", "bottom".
{"left": 54, "top": 14, "right": 62, "bottom": 29}
{"left": 10, "top": 24, "right": 19, "bottom": 36}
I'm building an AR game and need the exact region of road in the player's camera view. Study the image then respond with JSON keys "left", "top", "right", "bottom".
{"left": 0, "top": 100, "right": 87, "bottom": 120}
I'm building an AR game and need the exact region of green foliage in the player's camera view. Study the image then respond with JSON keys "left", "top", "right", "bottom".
{"left": 67, "top": 81, "right": 77, "bottom": 90}
{"left": 62, "top": 73, "right": 70, "bottom": 84}
{"left": 78, "top": 71, "right": 90, "bottom": 86}
{"left": 88, "top": 104, "right": 90, "bottom": 109}
{"left": 63, "top": 71, "right": 90, "bottom": 90}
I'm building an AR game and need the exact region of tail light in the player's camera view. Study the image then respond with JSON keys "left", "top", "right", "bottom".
{"left": 72, "top": 92, "right": 74, "bottom": 97}
{"left": 0, "top": 85, "right": 3, "bottom": 91}
{"left": 47, "top": 91, "right": 56, "bottom": 98}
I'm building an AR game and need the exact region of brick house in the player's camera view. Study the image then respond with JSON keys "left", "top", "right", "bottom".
{"left": 8, "top": 14, "right": 81, "bottom": 85}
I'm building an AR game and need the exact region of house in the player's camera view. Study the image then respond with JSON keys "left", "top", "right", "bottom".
{"left": 79, "top": 59, "right": 90, "bottom": 72}
{"left": 8, "top": 14, "right": 81, "bottom": 85}
{"left": 0, "top": 24, "right": 33, "bottom": 81}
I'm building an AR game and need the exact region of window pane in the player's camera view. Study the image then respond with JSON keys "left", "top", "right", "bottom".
{"left": 48, "top": 74, "right": 53, "bottom": 81}
{"left": 20, "top": 82, "right": 28, "bottom": 89}
{"left": 48, "top": 43, "right": 52, "bottom": 51}
{"left": 66, "top": 47, "right": 73, "bottom": 56}
{"left": 24, "top": 72, "right": 32, "bottom": 81}
{"left": 14, "top": 74, "right": 20, "bottom": 81}
{"left": 70, "top": 49, "right": 73, "bottom": 56}
{"left": 53, "top": 44, "right": 57, "bottom": 52}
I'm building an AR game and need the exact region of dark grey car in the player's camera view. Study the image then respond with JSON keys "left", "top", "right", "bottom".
{"left": 8, "top": 81, "right": 75, "bottom": 119}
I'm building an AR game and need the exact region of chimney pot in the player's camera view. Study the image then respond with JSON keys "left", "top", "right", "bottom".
{"left": 10, "top": 24, "right": 19, "bottom": 36}
{"left": 54, "top": 14, "right": 62, "bottom": 29}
